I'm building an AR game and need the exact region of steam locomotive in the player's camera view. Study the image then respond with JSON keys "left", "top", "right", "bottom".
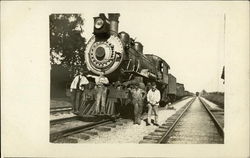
{"left": 79, "top": 13, "right": 192, "bottom": 116}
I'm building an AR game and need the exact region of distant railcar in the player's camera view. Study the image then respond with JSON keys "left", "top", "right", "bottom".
{"left": 166, "top": 74, "right": 177, "bottom": 102}
{"left": 176, "top": 83, "right": 185, "bottom": 99}
{"left": 196, "top": 92, "right": 199, "bottom": 96}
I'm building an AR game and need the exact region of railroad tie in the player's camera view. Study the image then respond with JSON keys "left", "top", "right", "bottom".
{"left": 149, "top": 132, "right": 165, "bottom": 136}
{"left": 171, "top": 114, "right": 180, "bottom": 118}
{"left": 120, "top": 119, "right": 129, "bottom": 124}
{"left": 155, "top": 128, "right": 169, "bottom": 133}
{"left": 165, "top": 120, "right": 175, "bottom": 124}
{"left": 143, "top": 135, "right": 162, "bottom": 140}
{"left": 115, "top": 122, "right": 123, "bottom": 126}
{"left": 159, "top": 126, "right": 170, "bottom": 129}
{"left": 166, "top": 118, "right": 177, "bottom": 122}
{"left": 95, "top": 126, "right": 112, "bottom": 132}
{"left": 54, "top": 137, "right": 78, "bottom": 143}
{"left": 83, "top": 130, "right": 98, "bottom": 136}
{"left": 139, "top": 139, "right": 158, "bottom": 144}
{"left": 162, "top": 122, "right": 174, "bottom": 126}
{"left": 104, "top": 124, "right": 116, "bottom": 128}
{"left": 71, "top": 133, "right": 90, "bottom": 140}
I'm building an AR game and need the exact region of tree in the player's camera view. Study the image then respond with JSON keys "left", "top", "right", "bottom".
{"left": 50, "top": 14, "right": 86, "bottom": 72}
{"left": 200, "top": 89, "right": 207, "bottom": 97}
{"left": 50, "top": 14, "right": 87, "bottom": 98}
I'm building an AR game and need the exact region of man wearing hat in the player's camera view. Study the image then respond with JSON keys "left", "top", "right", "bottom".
{"left": 87, "top": 71, "right": 109, "bottom": 114}
{"left": 70, "top": 69, "right": 89, "bottom": 113}
{"left": 130, "top": 82, "right": 146, "bottom": 125}
{"left": 146, "top": 82, "right": 161, "bottom": 126}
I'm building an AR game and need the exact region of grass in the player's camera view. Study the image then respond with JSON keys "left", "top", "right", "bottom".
{"left": 202, "top": 92, "right": 224, "bottom": 109}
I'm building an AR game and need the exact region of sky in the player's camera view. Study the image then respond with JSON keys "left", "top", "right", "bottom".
{"left": 79, "top": 2, "right": 226, "bottom": 93}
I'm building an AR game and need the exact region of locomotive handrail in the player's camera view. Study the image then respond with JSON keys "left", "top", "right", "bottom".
{"left": 123, "top": 70, "right": 150, "bottom": 79}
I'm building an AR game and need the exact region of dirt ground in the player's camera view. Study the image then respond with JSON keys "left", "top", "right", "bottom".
{"left": 50, "top": 97, "right": 72, "bottom": 108}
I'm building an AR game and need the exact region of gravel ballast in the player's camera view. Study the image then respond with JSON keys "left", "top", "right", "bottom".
{"left": 79, "top": 97, "right": 193, "bottom": 143}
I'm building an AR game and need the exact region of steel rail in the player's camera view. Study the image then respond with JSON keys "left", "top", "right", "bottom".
{"left": 199, "top": 97, "right": 224, "bottom": 139}
{"left": 50, "top": 106, "right": 72, "bottom": 110}
{"left": 50, "top": 107, "right": 72, "bottom": 114}
{"left": 157, "top": 97, "right": 196, "bottom": 143}
{"left": 50, "top": 116, "right": 80, "bottom": 125}
{"left": 50, "top": 119, "right": 114, "bottom": 142}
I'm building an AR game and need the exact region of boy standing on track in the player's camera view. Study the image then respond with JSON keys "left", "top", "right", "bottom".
{"left": 146, "top": 82, "right": 161, "bottom": 126}
{"left": 70, "top": 70, "right": 89, "bottom": 113}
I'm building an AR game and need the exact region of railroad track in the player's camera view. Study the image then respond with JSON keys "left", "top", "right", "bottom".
{"left": 50, "top": 116, "right": 121, "bottom": 143}
{"left": 50, "top": 106, "right": 72, "bottom": 114}
{"left": 50, "top": 116, "right": 81, "bottom": 125}
{"left": 198, "top": 97, "right": 224, "bottom": 137}
{"left": 199, "top": 97, "right": 224, "bottom": 129}
{"left": 140, "top": 96, "right": 224, "bottom": 144}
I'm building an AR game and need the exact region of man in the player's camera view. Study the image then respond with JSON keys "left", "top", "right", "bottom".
{"left": 70, "top": 70, "right": 89, "bottom": 113}
{"left": 87, "top": 72, "right": 109, "bottom": 114}
{"left": 146, "top": 82, "right": 152, "bottom": 92}
{"left": 130, "top": 82, "right": 146, "bottom": 125}
{"left": 146, "top": 82, "right": 161, "bottom": 126}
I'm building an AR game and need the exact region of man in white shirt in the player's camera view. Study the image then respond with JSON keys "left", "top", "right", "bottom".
{"left": 146, "top": 82, "right": 161, "bottom": 126}
{"left": 87, "top": 72, "right": 109, "bottom": 114}
{"left": 70, "top": 70, "right": 89, "bottom": 113}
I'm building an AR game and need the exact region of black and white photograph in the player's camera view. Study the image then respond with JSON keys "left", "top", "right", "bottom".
{"left": 1, "top": 1, "right": 249, "bottom": 157}
{"left": 50, "top": 11, "right": 225, "bottom": 144}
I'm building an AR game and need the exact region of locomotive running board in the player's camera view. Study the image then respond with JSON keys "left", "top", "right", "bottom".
{"left": 123, "top": 70, "right": 155, "bottom": 79}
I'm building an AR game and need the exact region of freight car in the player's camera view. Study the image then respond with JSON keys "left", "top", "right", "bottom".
{"left": 176, "top": 83, "right": 185, "bottom": 100}
{"left": 166, "top": 74, "right": 177, "bottom": 102}
{"left": 184, "top": 90, "right": 194, "bottom": 97}
{"left": 79, "top": 13, "right": 186, "bottom": 117}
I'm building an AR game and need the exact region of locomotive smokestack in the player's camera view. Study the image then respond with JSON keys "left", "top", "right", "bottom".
{"left": 108, "top": 13, "right": 120, "bottom": 35}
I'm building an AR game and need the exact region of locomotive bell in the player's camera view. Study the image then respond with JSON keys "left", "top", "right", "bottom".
{"left": 134, "top": 42, "right": 143, "bottom": 54}
{"left": 119, "top": 32, "right": 130, "bottom": 46}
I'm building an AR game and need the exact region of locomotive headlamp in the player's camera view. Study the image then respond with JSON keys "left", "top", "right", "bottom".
{"left": 95, "top": 18, "right": 104, "bottom": 29}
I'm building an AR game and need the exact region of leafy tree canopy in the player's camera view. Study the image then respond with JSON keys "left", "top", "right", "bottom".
{"left": 50, "top": 14, "right": 86, "bottom": 72}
